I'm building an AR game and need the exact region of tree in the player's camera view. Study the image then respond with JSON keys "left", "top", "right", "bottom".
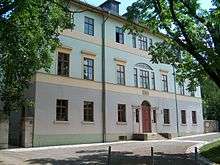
{"left": 202, "top": 79, "right": 220, "bottom": 120}
{"left": 0, "top": 0, "right": 72, "bottom": 114}
{"left": 125, "top": 0, "right": 220, "bottom": 89}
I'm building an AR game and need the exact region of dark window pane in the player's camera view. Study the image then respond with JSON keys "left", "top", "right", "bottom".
{"left": 84, "top": 58, "right": 94, "bottom": 80}
{"left": 57, "top": 52, "right": 69, "bottom": 76}
{"left": 181, "top": 110, "right": 186, "bottom": 124}
{"left": 84, "top": 101, "right": 94, "bottom": 122}
{"left": 163, "top": 109, "right": 170, "bottom": 124}
{"left": 56, "top": 99, "right": 68, "bottom": 121}
{"left": 118, "top": 104, "right": 126, "bottom": 122}
{"left": 84, "top": 17, "right": 94, "bottom": 36}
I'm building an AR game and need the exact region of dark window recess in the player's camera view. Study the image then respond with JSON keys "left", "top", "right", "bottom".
{"left": 84, "top": 16, "right": 94, "bottom": 36}
{"left": 117, "top": 65, "right": 125, "bottom": 85}
{"left": 151, "top": 72, "right": 156, "bottom": 90}
{"left": 84, "top": 101, "right": 94, "bottom": 122}
{"left": 140, "top": 70, "right": 150, "bottom": 89}
{"left": 134, "top": 68, "right": 138, "bottom": 87}
{"left": 132, "top": 35, "right": 137, "bottom": 48}
{"left": 135, "top": 109, "right": 139, "bottom": 123}
{"left": 162, "top": 74, "right": 168, "bottom": 92}
{"left": 119, "top": 136, "right": 127, "bottom": 141}
{"left": 181, "top": 110, "right": 186, "bottom": 124}
{"left": 153, "top": 109, "right": 156, "bottom": 123}
{"left": 179, "top": 82, "right": 185, "bottom": 95}
{"left": 56, "top": 99, "right": 68, "bottom": 121}
{"left": 116, "top": 27, "right": 124, "bottom": 44}
{"left": 58, "top": 52, "right": 70, "bottom": 76}
{"left": 84, "top": 58, "right": 94, "bottom": 80}
{"left": 138, "top": 36, "right": 148, "bottom": 51}
{"left": 118, "top": 104, "right": 126, "bottom": 122}
{"left": 192, "top": 111, "right": 197, "bottom": 124}
{"left": 149, "top": 38, "right": 153, "bottom": 49}
{"left": 163, "top": 109, "right": 170, "bottom": 124}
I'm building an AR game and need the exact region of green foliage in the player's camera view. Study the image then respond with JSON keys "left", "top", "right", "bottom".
{"left": 126, "top": 0, "right": 220, "bottom": 89}
{"left": 202, "top": 79, "right": 220, "bottom": 120}
{"left": 200, "top": 139, "right": 220, "bottom": 163}
{"left": 0, "top": 0, "right": 71, "bottom": 114}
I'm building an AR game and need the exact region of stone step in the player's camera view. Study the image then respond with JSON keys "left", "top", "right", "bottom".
{"left": 133, "top": 133, "right": 172, "bottom": 141}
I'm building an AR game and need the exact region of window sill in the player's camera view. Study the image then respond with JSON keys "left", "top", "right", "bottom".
{"left": 53, "top": 121, "right": 70, "bottom": 125}
{"left": 81, "top": 121, "right": 95, "bottom": 125}
{"left": 163, "top": 124, "right": 171, "bottom": 126}
{"left": 192, "top": 123, "right": 198, "bottom": 126}
{"left": 181, "top": 124, "right": 187, "bottom": 126}
{"left": 116, "top": 122, "right": 127, "bottom": 125}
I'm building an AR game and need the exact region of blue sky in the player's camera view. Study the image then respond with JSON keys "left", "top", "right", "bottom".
{"left": 84, "top": 0, "right": 213, "bottom": 15}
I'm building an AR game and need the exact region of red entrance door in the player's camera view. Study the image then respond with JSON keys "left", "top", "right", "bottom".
{"left": 142, "top": 106, "right": 151, "bottom": 133}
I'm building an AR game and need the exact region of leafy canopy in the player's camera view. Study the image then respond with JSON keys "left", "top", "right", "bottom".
{"left": 0, "top": 0, "right": 71, "bottom": 114}
{"left": 126, "top": 0, "right": 220, "bottom": 89}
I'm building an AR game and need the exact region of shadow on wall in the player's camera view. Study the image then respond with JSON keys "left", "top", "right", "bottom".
{"left": 25, "top": 150, "right": 197, "bottom": 165}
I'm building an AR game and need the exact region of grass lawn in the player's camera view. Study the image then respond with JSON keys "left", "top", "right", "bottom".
{"left": 200, "top": 139, "right": 220, "bottom": 163}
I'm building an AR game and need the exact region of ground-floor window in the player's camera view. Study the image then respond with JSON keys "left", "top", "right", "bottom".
{"left": 192, "top": 111, "right": 197, "bottom": 124}
{"left": 135, "top": 109, "right": 139, "bottom": 123}
{"left": 163, "top": 109, "right": 170, "bottom": 124}
{"left": 84, "top": 101, "right": 94, "bottom": 122}
{"left": 181, "top": 110, "right": 186, "bottom": 124}
{"left": 153, "top": 109, "right": 156, "bottom": 123}
{"left": 118, "top": 104, "right": 126, "bottom": 122}
{"left": 56, "top": 99, "right": 68, "bottom": 121}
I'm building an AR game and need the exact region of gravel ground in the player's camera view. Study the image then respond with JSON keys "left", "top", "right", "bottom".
{"left": 0, "top": 133, "right": 219, "bottom": 165}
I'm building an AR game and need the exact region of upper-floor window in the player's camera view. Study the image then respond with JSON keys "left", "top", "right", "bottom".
{"left": 149, "top": 38, "right": 153, "bottom": 49}
{"left": 181, "top": 110, "right": 186, "bottom": 124}
{"left": 140, "top": 70, "right": 150, "bottom": 89}
{"left": 153, "top": 109, "right": 157, "bottom": 123}
{"left": 84, "top": 58, "right": 94, "bottom": 80}
{"left": 116, "top": 27, "right": 124, "bottom": 44}
{"left": 84, "top": 101, "right": 94, "bottom": 122}
{"left": 151, "top": 72, "right": 155, "bottom": 90}
{"left": 163, "top": 109, "right": 170, "bottom": 124}
{"left": 138, "top": 36, "right": 148, "bottom": 51}
{"left": 132, "top": 35, "right": 137, "bottom": 48}
{"left": 56, "top": 99, "right": 68, "bottom": 121}
{"left": 179, "top": 82, "right": 185, "bottom": 95}
{"left": 134, "top": 68, "right": 138, "bottom": 87}
{"left": 84, "top": 16, "right": 94, "bottom": 36}
{"left": 118, "top": 104, "right": 126, "bottom": 122}
{"left": 58, "top": 52, "right": 69, "bottom": 76}
{"left": 161, "top": 74, "right": 168, "bottom": 92}
{"left": 117, "top": 64, "right": 125, "bottom": 85}
{"left": 192, "top": 111, "right": 197, "bottom": 124}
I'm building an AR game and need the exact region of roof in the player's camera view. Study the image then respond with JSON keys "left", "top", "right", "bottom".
{"left": 99, "top": 0, "right": 121, "bottom": 7}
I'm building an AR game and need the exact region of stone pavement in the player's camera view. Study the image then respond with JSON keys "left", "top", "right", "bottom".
{"left": 0, "top": 133, "right": 219, "bottom": 165}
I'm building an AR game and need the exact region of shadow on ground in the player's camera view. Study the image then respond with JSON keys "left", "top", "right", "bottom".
{"left": 25, "top": 149, "right": 202, "bottom": 165}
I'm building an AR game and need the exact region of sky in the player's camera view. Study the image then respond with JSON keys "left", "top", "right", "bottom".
{"left": 83, "top": 0, "right": 213, "bottom": 15}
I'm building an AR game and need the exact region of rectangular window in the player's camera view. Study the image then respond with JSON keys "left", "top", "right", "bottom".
{"left": 84, "top": 101, "right": 94, "bottom": 122}
{"left": 132, "top": 35, "right": 136, "bottom": 48}
{"left": 116, "top": 27, "right": 124, "bottom": 44}
{"left": 134, "top": 68, "right": 138, "bottom": 87}
{"left": 162, "top": 74, "right": 168, "bottom": 92}
{"left": 179, "top": 82, "right": 185, "bottom": 95}
{"left": 149, "top": 38, "right": 153, "bottom": 49}
{"left": 181, "top": 110, "right": 186, "bottom": 124}
{"left": 56, "top": 99, "right": 68, "bottom": 121}
{"left": 140, "top": 70, "right": 150, "bottom": 89}
{"left": 191, "top": 90, "right": 195, "bottom": 97}
{"left": 163, "top": 109, "right": 170, "bottom": 124}
{"left": 151, "top": 72, "right": 155, "bottom": 90}
{"left": 84, "top": 58, "right": 94, "bottom": 80}
{"left": 58, "top": 52, "right": 70, "bottom": 76}
{"left": 192, "top": 111, "right": 197, "bottom": 124}
{"left": 153, "top": 109, "right": 156, "bottom": 123}
{"left": 84, "top": 16, "right": 94, "bottom": 36}
{"left": 117, "top": 64, "right": 125, "bottom": 85}
{"left": 138, "top": 36, "right": 148, "bottom": 51}
{"left": 135, "top": 109, "right": 139, "bottom": 123}
{"left": 118, "top": 104, "right": 126, "bottom": 122}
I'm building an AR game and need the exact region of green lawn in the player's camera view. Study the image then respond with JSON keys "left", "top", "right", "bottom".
{"left": 200, "top": 139, "right": 220, "bottom": 163}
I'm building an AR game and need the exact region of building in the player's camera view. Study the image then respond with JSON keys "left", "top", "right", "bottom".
{"left": 8, "top": 0, "right": 204, "bottom": 147}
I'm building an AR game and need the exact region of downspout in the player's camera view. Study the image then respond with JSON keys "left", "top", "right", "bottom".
{"left": 101, "top": 14, "right": 109, "bottom": 143}
{"left": 173, "top": 65, "right": 180, "bottom": 137}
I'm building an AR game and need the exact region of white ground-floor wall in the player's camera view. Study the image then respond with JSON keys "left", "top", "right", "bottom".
{"left": 32, "top": 73, "right": 204, "bottom": 147}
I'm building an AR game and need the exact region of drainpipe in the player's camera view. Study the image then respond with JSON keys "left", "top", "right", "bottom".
{"left": 101, "top": 13, "right": 109, "bottom": 143}
{"left": 173, "top": 65, "right": 180, "bottom": 137}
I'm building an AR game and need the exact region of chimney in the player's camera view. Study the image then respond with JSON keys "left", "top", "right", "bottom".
{"left": 99, "top": 0, "right": 121, "bottom": 15}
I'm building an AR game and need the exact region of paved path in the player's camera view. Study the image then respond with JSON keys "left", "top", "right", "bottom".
{"left": 0, "top": 133, "right": 219, "bottom": 165}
